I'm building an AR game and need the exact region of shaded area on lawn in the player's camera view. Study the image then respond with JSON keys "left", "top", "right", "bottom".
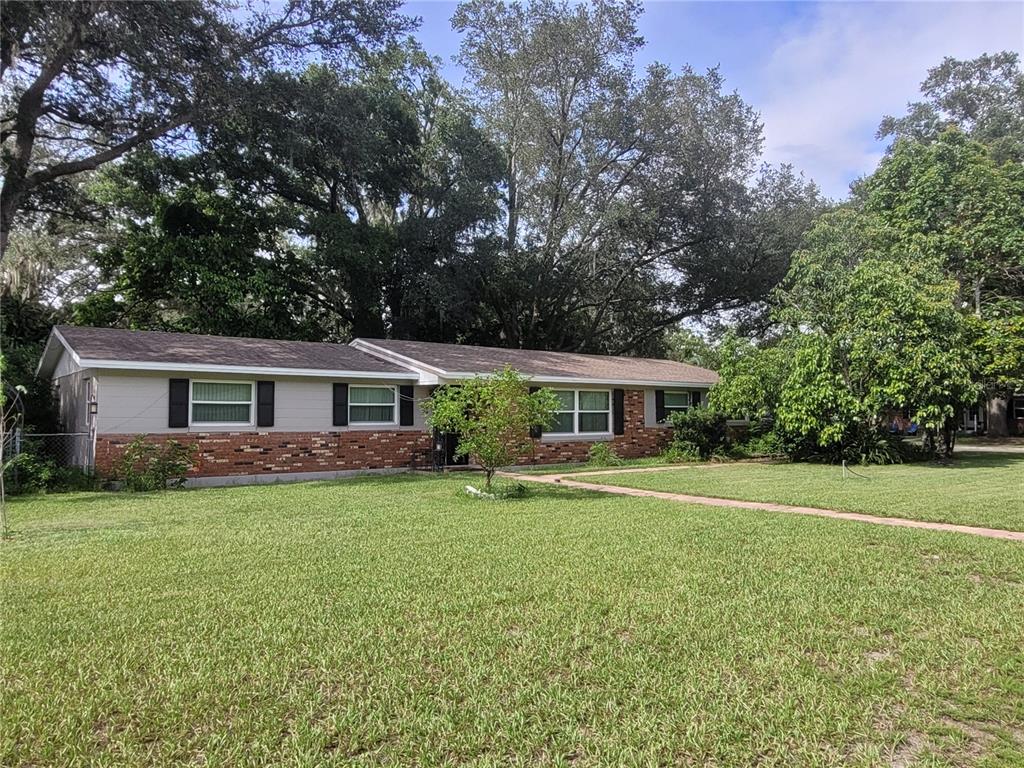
{"left": 2, "top": 474, "right": 1023, "bottom": 766}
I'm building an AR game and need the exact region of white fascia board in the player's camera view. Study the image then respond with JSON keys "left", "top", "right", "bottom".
{"left": 349, "top": 339, "right": 447, "bottom": 376}
{"left": 76, "top": 358, "right": 419, "bottom": 380}
{"left": 440, "top": 371, "right": 716, "bottom": 388}
{"left": 36, "top": 327, "right": 81, "bottom": 378}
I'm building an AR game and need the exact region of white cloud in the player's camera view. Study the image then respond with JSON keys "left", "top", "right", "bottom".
{"left": 755, "top": 1, "right": 1024, "bottom": 199}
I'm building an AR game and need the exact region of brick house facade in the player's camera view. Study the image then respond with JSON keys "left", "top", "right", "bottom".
{"left": 39, "top": 327, "right": 715, "bottom": 485}
{"left": 94, "top": 389, "right": 673, "bottom": 478}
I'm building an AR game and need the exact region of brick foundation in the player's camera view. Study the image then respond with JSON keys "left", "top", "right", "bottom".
{"left": 94, "top": 430, "right": 436, "bottom": 478}
{"left": 93, "top": 390, "right": 674, "bottom": 479}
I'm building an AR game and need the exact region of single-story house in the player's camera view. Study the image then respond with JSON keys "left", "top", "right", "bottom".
{"left": 36, "top": 326, "right": 719, "bottom": 484}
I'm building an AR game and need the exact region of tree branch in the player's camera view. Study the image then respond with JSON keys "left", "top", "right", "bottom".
{"left": 23, "top": 112, "right": 191, "bottom": 191}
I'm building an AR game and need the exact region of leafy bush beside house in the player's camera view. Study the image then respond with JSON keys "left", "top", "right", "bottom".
{"left": 112, "top": 436, "right": 196, "bottom": 492}
{"left": 2, "top": 452, "right": 96, "bottom": 495}
{"left": 667, "top": 408, "right": 728, "bottom": 460}
{"left": 424, "top": 368, "right": 559, "bottom": 491}
{"left": 586, "top": 442, "right": 624, "bottom": 467}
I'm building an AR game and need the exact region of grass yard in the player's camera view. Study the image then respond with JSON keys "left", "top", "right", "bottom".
{"left": 2, "top": 474, "right": 1024, "bottom": 766}
{"left": 584, "top": 453, "right": 1024, "bottom": 531}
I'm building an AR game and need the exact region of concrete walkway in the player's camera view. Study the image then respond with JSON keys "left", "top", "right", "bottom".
{"left": 501, "top": 470, "right": 1024, "bottom": 543}
{"left": 956, "top": 444, "right": 1024, "bottom": 454}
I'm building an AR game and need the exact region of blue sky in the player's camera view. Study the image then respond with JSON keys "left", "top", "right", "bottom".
{"left": 403, "top": 1, "right": 1024, "bottom": 199}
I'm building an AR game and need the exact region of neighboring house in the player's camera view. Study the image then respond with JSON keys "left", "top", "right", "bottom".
{"left": 36, "top": 326, "right": 718, "bottom": 484}
{"left": 958, "top": 396, "right": 1024, "bottom": 437}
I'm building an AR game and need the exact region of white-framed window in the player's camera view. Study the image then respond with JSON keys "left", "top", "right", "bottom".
{"left": 664, "top": 391, "right": 693, "bottom": 416}
{"left": 1014, "top": 394, "right": 1024, "bottom": 420}
{"left": 548, "top": 389, "right": 611, "bottom": 435}
{"left": 349, "top": 385, "right": 397, "bottom": 424}
{"left": 190, "top": 380, "right": 254, "bottom": 426}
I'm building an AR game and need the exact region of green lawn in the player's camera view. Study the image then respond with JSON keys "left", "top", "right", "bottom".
{"left": 3, "top": 474, "right": 1023, "bottom": 766}
{"left": 584, "top": 453, "right": 1024, "bottom": 531}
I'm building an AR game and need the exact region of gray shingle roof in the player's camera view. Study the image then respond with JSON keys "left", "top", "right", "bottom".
{"left": 44, "top": 326, "right": 718, "bottom": 386}
{"left": 53, "top": 326, "right": 408, "bottom": 374}
{"left": 354, "top": 338, "right": 719, "bottom": 385}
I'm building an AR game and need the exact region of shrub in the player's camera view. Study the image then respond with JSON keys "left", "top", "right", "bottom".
{"left": 113, "top": 436, "right": 196, "bottom": 492}
{"left": 3, "top": 452, "right": 97, "bottom": 494}
{"left": 659, "top": 441, "right": 701, "bottom": 463}
{"left": 587, "top": 442, "right": 623, "bottom": 467}
{"left": 730, "top": 430, "right": 787, "bottom": 459}
{"left": 777, "top": 424, "right": 931, "bottom": 466}
{"left": 668, "top": 408, "right": 728, "bottom": 460}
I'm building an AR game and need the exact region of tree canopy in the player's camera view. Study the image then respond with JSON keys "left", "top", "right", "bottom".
{"left": 2, "top": 1, "right": 1021, "bottom": 455}
{"left": 0, "top": 0, "right": 412, "bottom": 255}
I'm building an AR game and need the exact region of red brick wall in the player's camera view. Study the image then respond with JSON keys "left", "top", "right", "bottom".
{"left": 94, "top": 430, "right": 435, "bottom": 478}
{"left": 93, "top": 389, "right": 673, "bottom": 478}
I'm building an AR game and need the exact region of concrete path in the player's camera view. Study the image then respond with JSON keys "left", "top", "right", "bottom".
{"left": 501, "top": 471, "right": 1024, "bottom": 543}
{"left": 956, "top": 444, "right": 1024, "bottom": 454}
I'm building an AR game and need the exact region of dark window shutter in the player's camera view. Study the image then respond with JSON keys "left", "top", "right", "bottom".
{"left": 399, "top": 385, "right": 414, "bottom": 426}
{"left": 613, "top": 388, "right": 625, "bottom": 435}
{"left": 655, "top": 389, "right": 666, "bottom": 423}
{"left": 169, "top": 378, "right": 189, "bottom": 428}
{"left": 333, "top": 383, "right": 349, "bottom": 426}
{"left": 256, "top": 381, "right": 274, "bottom": 427}
{"left": 529, "top": 386, "right": 542, "bottom": 439}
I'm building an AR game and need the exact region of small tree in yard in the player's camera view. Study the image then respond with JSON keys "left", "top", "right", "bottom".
{"left": 425, "top": 367, "right": 559, "bottom": 491}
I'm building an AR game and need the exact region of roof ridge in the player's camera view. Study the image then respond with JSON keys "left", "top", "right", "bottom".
{"left": 355, "top": 337, "right": 700, "bottom": 368}
{"left": 58, "top": 325, "right": 349, "bottom": 349}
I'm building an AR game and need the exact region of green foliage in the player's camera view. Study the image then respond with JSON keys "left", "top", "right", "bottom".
{"left": 665, "top": 328, "right": 722, "bottom": 370}
{"left": 878, "top": 51, "right": 1024, "bottom": 164}
{"left": 3, "top": 452, "right": 97, "bottom": 495}
{"left": 659, "top": 442, "right": 702, "bottom": 464}
{"left": 113, "top": 437, "right": 196, "bottom": 493}
{"left": 728, "top": 427, "right": 787, "bottom": 460}
{"left": 667, "top": 408, "right": 728, "bottom": 460}
{"left": 452, "top": 0, "right": 821, "bottom": 352}
{"left": 710, "top": 334, "right": 793, "bottom": 421}
{"left": 713, "top": 208, "right": 981, "bottom": 463}
{"left": 586, "top": 442, "right": 623, "bottom": 467}
{"left": 1, "top": 0, "right": 411, "bottom": 249}
{"left": 862, "top": 130, "right": 1024, "bottom": 307}
{"left": 5, "top": 2, "right": 825, "bottom": 358}
{"left": 425, "top": 368, "right": 559, "bottom": 489}
{"left": 861, "top": 129, "right": 1024, "bottom": 404}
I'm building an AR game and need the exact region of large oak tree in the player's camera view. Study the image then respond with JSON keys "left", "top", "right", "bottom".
{"left": 0, "top": 0, "right": 410, "bottom": 256}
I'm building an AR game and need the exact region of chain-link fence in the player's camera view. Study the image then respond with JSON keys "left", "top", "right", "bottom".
{"left": 2, "top": 430, "right": 95, "bottom": 494}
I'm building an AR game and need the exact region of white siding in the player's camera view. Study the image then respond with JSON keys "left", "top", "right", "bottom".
{"left": 95, "top": 370, "right": 428, "bottom": 434}
{"left": 49, "top": 350, "right": 96, "bottom": 467}
{"left": 51, "top": 349, "right": 91, "bottom": 430}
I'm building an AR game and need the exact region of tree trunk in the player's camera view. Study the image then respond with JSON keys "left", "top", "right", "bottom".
{"left": 505, "top": 151, "right": 518, "bottom": 255}
{"left": 485, "top": 467, "right": 494, "bottom": 491}
{"left": 0, "top": 205, "right": 12, "bottom": 260}
{"left": 986, "top": 395, "right": 1009, "bottom": 438}
{"left": 940, "top": 416, "right": 956, "bottom": 459}
{"left": 923, "top": 427, "right": 936, "bottom": 455}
